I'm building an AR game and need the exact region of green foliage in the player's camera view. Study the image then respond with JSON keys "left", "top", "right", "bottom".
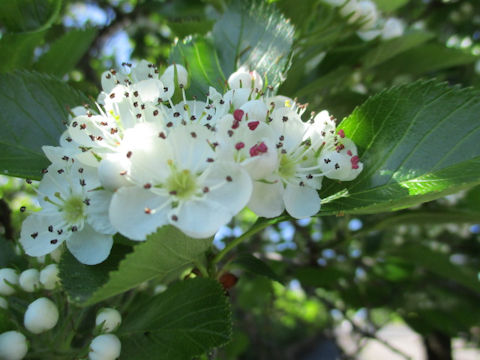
{"left": 35, "top": 28, "right": 98, "bottom": 77}
{"left": 213, "top": 0, "right": 294, "bottom": 88}
{"left": 321, "top": 80, "right": 480, "bottom": 214}
{"left": 119, "top": 278, "right": 231, "bottom": 360}
{"left": 0, "top": 0, "right": 61, "bottom": 33}
{"left": 0, "top": 71, "right": 89, "bottom": 179}
{"left": 170, "top": 37, "right": 227, "bottom": 98}
{"left": 61, "top": 226, "right": 212, "bottom": 305}
{"left": 232, "top": 254, "right": 282, "bottom": 283}
{"left": 0, "top": 32, "right": 46, "bottom": 73}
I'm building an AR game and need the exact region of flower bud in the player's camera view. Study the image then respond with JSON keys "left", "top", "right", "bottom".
{"left": 160, "top": 64, "right": 189, "bottom": 89}
{"left": 0, "top": 296, "right": 7, "bottom": 310}
{"left": 0, "top": 331, "right": 28, "bottom": 360}
{"left": 382, "top": 17, "right": 405, "bottom": 40}
{"left": 228, "top": 68, "right": 263, "bottom": 92}
{"left": 96, "top": 308, "right": 122, "bottom": 333}
{"left": 0, "top": 268, "right": 19, "bottom": 296}
{"left": 24, "top": 297, "right": 59, "bottom": 334}
{"left": 39, "top": 264, "right": 59, "bottom": 290}
{"left": 357, "top": 0, "right": 378, "bottom": 30}
{"left": 19, "top": 269, "right": 41, "bottom": 293}
{"left": 98, "top": 154, "right": 132, "bottom": 192}
{"left": 89, "top": 334, "right": 121, "bottom": 360}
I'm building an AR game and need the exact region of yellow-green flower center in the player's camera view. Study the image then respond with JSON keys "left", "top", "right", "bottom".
{"left": 278, "top": 154, "right": 297, "bottom": 179}
{"left": 166, "top": 169, "right": 197, "bottom": 199}
{"left": 62, "top": 196, "right": 85, "bottom": 224}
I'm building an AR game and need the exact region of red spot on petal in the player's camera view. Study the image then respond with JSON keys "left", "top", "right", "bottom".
{"left": 247, "top": 121, "right": 259, "bottom": 131}
{"left": 347, "top": 150, "right": 352, "bottom": 156}
{"left": 233, "top": 109, "right": 244, "bottom": 122}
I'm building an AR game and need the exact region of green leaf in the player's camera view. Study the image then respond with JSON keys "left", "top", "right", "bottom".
{"left": 169, "top": 37, "right": 226, "bottom": 99}
{"left": 392, "top": 245, "right": 480, "bottom": 294}
{"left": 167, "top": 19, "right": 215, "bottom": 39}
{"left": 35, "top": 28, "right": 97, "bottom": 77}
{"left": 0, "top": 71, "right": 89, "bottom": 179}
{"left": 295, "top": 267, "right": 348, "bottom": 289}
{"left": 0, "top": 0, "right": 62, "bottom": 33}
{"left": 59, "top": 244, "right": 134, "bottom": 303}
{"left": 373, "top": 0, "right": 409, "bottom": 12}
{"left": 0, "top": 32, "right": 45, "bottom": 73}
{"left": 361, "top": 31, "right": 434, "bottom": 68}
{"left": 232, "top": 254, "right": 282, "bottom": 283}
{"left": 119, "top": 278, "right": 231, "bottom": 360}
{"left": 320, "top": 80, "right": 480, "bottom": 214}
{"left": 82, "top": 226, "right": 212, "bottom": 305}
{"left": 375, "top": 44, "right": 478, "bottom": 78}
{"left": 212, "top": 0, "right": 294, "bottom": 88}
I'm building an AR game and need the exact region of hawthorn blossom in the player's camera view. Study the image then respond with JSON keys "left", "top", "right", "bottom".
{"left": 20, "top": 153, "right": 115, "bottom": 265}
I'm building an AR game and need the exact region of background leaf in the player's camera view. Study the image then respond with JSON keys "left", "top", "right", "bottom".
{"left": 119, "top": 278, "right": 232, "bottom": 360}
{"left": 0, "top": 0, "right": 62, "bottom": 33}
{"left": 0, "top": 32, "right": 45, "bottom": 73}
{"left": 35, "top": 28, "right": 98, "bottom": 77}
{"left": 232, "top": 253, "right": 282, "bottom": 283}
{"left": 81, "top": 226, "right": 212, "bottom": 305}
{"left": 0, "top": 71, "right": 89, "bottom": 179}
{"left": 213, "top": 0, "right": 294, "bottom": 88}
{"left": 320, "top": 80, "right": 480, "bottom": 214}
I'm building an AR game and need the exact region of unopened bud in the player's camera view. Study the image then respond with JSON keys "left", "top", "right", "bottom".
{"left": 24, "top": 297, "right": 59, "bottom": 334}
{"left": 39, "top": 264, "right": 59, "bottom": 290}
{"left": 89, "top": 334, "right": 121, "bottom": 360}
{"left": 0, "top": 331, "right": 28, "bottom": 360}
{"left": 19, "top": 269, "right": 40, "bottom": 293}
{"left": 161, "top": 64, "right": 189, "bottom": 89}
{"left": 0, "top": 268, "right": 19, "bottom": 296}
{"left": 96, "top": 308, "right": 122, "bottom": 333}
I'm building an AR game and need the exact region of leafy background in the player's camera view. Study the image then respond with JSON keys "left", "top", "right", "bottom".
{"left": 1, "top": 0, "right": 480, "bottom": 359}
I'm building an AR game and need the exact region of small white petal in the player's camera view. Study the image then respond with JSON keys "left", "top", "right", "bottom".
{"left": 172, "top": 199, "right": 232, "bottom": 238}
{"left": 240, "top": 100, "right": 268, "bottom": 122}
{"left": 247, "top": 179, "right": 285, "bottom": 218}
{"left": 85, "top": 190, "right": 116, "bottom": 235}
{"left": 131, "top": 59, "right": 156, "bottom": 82}
{"left": 66, "top": 224, "right": 113, "bottom": 265}
{"left": 131, "top": 79, "right": 164, "bottom": 103}
{"left": 109, "top": 187, "right": 170, "bottom": 241}
{"left": 20, "top": 214, "right": 67, "bottom": 257}
{"left": 283, "top": 183, "right": 321, "bottom": 219}
{"left": 97, "top": 154, "right": 132, "bottom": 192}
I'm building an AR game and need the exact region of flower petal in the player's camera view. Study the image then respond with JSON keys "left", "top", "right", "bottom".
{"left": 109, "top": 186, "right": 170, "bottom": 241}
{"left": 247, "top": 179, "right": 285, "bottom": 218}
{"left": 66, "top": 224, "right": 113, "bottom": 265}
{"left": 85, "top": 190, "right": 116, "bottom": 234}
{"left": 172, "top": 200, "right": 231, "bottom": 238}
{"left": 283, "top": 183, "right": 320, "bottom": 219}
{"left": 20, "top": 214, "right": 68, "bottom": 257}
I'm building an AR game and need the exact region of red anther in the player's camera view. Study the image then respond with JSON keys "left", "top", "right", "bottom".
{"left": 338, "top": 129, "right": 345, "bottom": 138}
{"left": 232, "top": 120, "right": 240, "bottom": 129}
{"left": 235, "top": 142, "right": 245, "bottom": 150}
{"left": 336, "top": 144, "right": 345, "bottom": 152}
{"left": 233, "top": 109, "right": 244, "bottom": 122}
{"left": 247, "top": 121, "right": 260, "bottom": 131}
{"left": 257, "top": 142, "right": 268, "bottom": 153}
{"left": 347, "top": 150, "right": 353, "bottom": 156}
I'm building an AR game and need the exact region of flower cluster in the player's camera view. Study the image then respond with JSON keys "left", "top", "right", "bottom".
{"left": 323, "top": 0, "right": 406, "bottom": 41}
{"left": 20, "top": 62, "right": 363, "bottom": 265}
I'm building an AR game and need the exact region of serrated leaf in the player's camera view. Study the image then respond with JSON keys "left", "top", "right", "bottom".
{"left": 119, "top": 278, "right": 231, "bottom": 360}
{"left": 0, "top": 32, "right": 45, "bottom": 73}
{"left": 0, "top": 0, "right": 61, "bottom": 33}
{"left": 376, "top": 44, "right": 478, "bottom": 78}
{"left": 232, "top": 254, "right": 282, "bottom": 283}
{"left": 0, "top": 71, "right": 89, "bottom": 179}
{"left": 169, "top": 37, "right": 226, "bottom": 99}
{"left": 213, "top": 0, "right": 294, "bottom": 88}
{"left": 82, "top": 226, "right": 212, "bottom": 305}
{"left": 320, "top": 80, "right": 480, "bottom": 214}
{"left": 59, "top": 244, "right": 134, "bottom": 303}
{"left": 362, "top": 31, "right": 434, "bottom": 68}
{"left": 35, "top": 28, "right": 97, "bottom": 77}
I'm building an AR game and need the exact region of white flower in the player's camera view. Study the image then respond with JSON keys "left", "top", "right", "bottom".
{"left": 0, "top": 296, "right": 7, "bottom": 310}
{"left": 228, "top": 67, "right": 263, "bottom": 92}
{"left": 109, "top": 123, "right": 252, "bottom": 239}
{"left": 382, "top": 17, "right": 405, "bottom": 40}
{"left": 0, "top": 331, "right": 28, "bottom": 360}
{"left": 24, "top": 297, "right": 59, "bottom": 334}
{"left": 89, "top": 334, "right": 121, "bottom": 360}
{"left": 357, "top": 0, "right": 378, "bottom": 30}
{"left": 96, "top": 308, "right": 122, "bottom": 333}
{"left": 19, "top": 269, "right": 41, "bottom": 293}
{"left": 39, "top": 264, "right": 60, "bottom": 290}
{"left": 20, "top": 157, "right": 115, "bottom": 265}
{"left": 0, "top": 268, "right": 19, "bottom": 296}
{"left": 160, "top": 64, "right": 189, "bottom": 89}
